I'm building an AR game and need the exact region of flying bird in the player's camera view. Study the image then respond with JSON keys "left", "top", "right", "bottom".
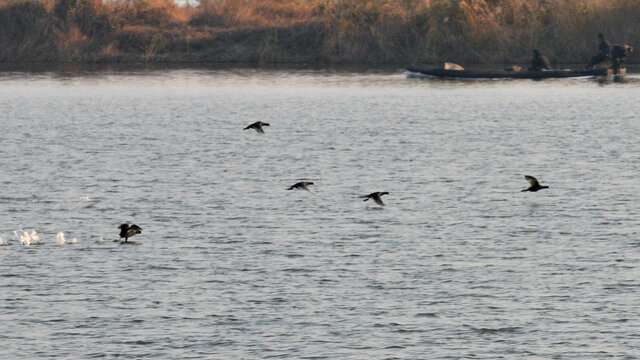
{"left": 288, "top": 182, "right": 314, "bottom": 191}
{"left": 521, "top": 175, "right": 549, "bottom": 192}
{"left": 243, "top": 121, "right": 270, "bottom": 134}
{"left": 118, "top": 223, "right": 142, "bottom": 242}
{"left": 360, "top": 192, "right": 389, "bottom": 206}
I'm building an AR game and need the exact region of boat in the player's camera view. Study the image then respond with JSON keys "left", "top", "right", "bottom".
{"left": 406, "top": 66, "right": 615, "bottom": 79}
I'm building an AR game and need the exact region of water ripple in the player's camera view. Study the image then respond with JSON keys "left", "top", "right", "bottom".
{"left": 0, "top": 68, "right": 639, "bottom": 359}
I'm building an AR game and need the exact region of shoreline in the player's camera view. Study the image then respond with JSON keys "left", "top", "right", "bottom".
{"left": 1, "top": 62, "right": 637, "bottom": 73}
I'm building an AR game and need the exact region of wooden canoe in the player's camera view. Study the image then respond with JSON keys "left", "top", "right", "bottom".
{"left": 406, "top": 66, "right": 610, "bottom": 79}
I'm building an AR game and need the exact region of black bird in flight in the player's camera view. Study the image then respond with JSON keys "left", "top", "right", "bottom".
{"left": 288, "top": 182, "right": 314, "bottom": 191}
{"left": 522, "top": 175, "right": 549, "bottom": 192}
{"left": 243, "top": 121, "right": 270, "bottom": 134}
{"left": 118, "top": 223, "right": 142, "bottom": 242}
{"left": 360, "top": 191, "right": 389, "bottom": 206}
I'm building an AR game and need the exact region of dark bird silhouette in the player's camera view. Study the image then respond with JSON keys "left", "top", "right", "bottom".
{"left": 522, "top": 175, "right": 549, "bottom": 192}
{"left": 118, "top": 224, "right": 142, "bottom": 242}
{"left": 243, "top": 121, "right": 270, "bottom": 134}
{"left": 287, "top": 182, "right": 314, "bottom": 191}
{"left": 360, "top": 192, "right": 389, "bottom": 206}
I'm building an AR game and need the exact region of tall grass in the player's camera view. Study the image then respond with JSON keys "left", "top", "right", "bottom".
{"left": 0, "top": 0, "right": 638, "bottom": 64}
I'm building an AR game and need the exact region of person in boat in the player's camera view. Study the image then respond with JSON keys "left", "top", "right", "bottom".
{"left": 585, "top": 33, "right": 611, "bottom": 69}
{"left": 610, "top": 44, "right": 633, "bottom": 73}
{"left": 528, "top": 49, "right": 551, "bottom": 71}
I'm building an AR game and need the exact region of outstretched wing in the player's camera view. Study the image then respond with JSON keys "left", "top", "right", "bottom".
{"left": 126, "top": 224, "right": 142, "bottom": 237}
{"left": 372, "top": 195, "right": 385, "bottom": 206}
{"left": 524, "top": 175, "right": 539, "bottom": 186}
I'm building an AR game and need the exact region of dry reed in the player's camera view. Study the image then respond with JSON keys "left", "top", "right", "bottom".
{"left": 0, "top": 0, "right": 638, "bottom": 64}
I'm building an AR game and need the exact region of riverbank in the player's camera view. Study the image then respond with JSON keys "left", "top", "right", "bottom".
{"left": 1, "top": 0, "right": 639, "bottom": 65}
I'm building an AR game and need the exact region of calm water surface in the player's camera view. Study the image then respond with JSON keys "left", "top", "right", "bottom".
{"left": 1, "top": 67, "right": 639, "bottom": 359}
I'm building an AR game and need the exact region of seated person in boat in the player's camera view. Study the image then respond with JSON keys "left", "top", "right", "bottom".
{"left": 528, "top": 49, "right": 551, "bottom": 71}
{"left": 585, "top": 33, "right": 611, "bottom": 69}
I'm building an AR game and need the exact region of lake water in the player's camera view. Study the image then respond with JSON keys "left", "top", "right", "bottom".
{"left": 1, "top": 66, "right": 639, "bottom": 359}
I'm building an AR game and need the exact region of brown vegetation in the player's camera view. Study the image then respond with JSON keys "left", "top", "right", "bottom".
{"left": 0, "top": 0, "right": 638, "bottom": 65}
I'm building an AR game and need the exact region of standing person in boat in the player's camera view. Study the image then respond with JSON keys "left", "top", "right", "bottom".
{"left": 528, "top": 49, "right": 551, "bottom": 71}
{"left": 585, "top": 33, "right": 611, "bottom": 69}
{"left": 610, "top": 44, "right": 633, "bottom": 73}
